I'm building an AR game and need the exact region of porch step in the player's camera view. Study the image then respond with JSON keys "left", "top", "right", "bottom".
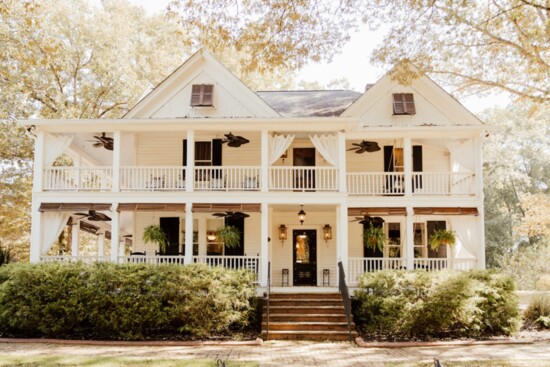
{"left": 262, "top": 292, "right": 356, "bottom": 341}
{"left": 261, "top": 330, "right": 357, "bottom": 341}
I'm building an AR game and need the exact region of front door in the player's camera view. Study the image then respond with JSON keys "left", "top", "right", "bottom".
{"left": 293, "top": 229, "right": 317, "bottom": 286}
{"left": 293, "top": 148, "right": 315, "bottom": 190}
{"left": 159, "top": 217, "right": 180, "bottom": 255}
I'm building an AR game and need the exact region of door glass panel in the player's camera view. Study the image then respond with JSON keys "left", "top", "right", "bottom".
{"left": 414, "top": 222, "right": 426, "bottom": 258}
{"left": 295, "top": 234, "right": 310, "bottom": 264}
{"left": 387, "top": 223, "right": 401, "bottom": 258}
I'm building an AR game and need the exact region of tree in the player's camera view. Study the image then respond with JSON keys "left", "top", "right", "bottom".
{"left": 166, "top": 0, "right": 362, "bottom": 88}
{"left": 362, "top": 0, "right": 549, "bottom": 103}
{"left": 482, "top": 102, "right": 550, "bottom": 266}
{"left": 0, "top": 0, "right": 190, "bottom": 256}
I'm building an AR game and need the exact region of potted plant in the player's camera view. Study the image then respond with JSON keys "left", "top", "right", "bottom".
{"left": 216, "top": 226, "right": 241, "bottom": 249}
{"left": 143, "top": 224, "right": 168, "bottom": 253}
{"left": 363, "top": 223, "right": 386, "bottom": 252}
{"left": 429, "top": 229, "right": 456, "bottom": 251}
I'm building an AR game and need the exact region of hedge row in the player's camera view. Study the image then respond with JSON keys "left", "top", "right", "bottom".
{"left": 353, "top": 270, "right": 522, "bottom": 339}
{"left": 0, "top": 262, "right": 257, "bottom": 340}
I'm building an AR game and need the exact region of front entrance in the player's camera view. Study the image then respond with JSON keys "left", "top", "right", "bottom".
{"left": 293, "top": 229, "right": 317, "bottom": 286}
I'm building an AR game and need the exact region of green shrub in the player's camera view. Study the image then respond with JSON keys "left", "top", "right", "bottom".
{"left": 0, "top": 262, "right": 256, "bottom": 340}
{"left": 353, "top": 270, "right": 522, "bottom": 339}
{"left": 524, "top": 294, "right": 550, "bottom": 329}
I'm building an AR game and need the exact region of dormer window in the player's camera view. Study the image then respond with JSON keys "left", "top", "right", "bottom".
{"left": 190, "top": 84, "right": 214, "bottom": 107}
{"left": 392, "top": 93, "right": 416, "bottom": 115}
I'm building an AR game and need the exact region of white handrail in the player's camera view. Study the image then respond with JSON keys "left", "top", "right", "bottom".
{"left": 348, "top": 257, "right": 405, "bottom": 285}
{"left": 194, "top": 166, "right": 261, "bottom": 191}
{"left": 43, "top": 167, "right": 113, "bottom": 191}
{"left": 193, "top": 255, "right": 260, "bottom": 282}
{"left": 40, "top": 255, "right": 109, "bottom": 264}
{"left": 269, "top": 166, "right": 338, "bottom": 191}
{"left": 412, "top": 172, "right": 475, "bottom": 195}
{"left": 120, "top": 166, "right": 186, "bottom": 191}
{"left": 347, "top": 172, "right": 405, "bottom": 195}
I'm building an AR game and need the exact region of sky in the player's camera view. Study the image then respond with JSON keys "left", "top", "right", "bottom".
{"left": 88, "top": 0, "right": 508, "bottom": 113}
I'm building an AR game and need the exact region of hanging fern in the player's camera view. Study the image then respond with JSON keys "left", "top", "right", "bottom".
{"left": 143, "top": 225, "right": 168, "bottom": 252}
{"left": 363, "top": 223, "right": 386, "bottom": 252}
{"left": 429, "top": 229, "right": 456, "bottom": 251}
{"left": 216, "top": 226, "right": 241, "bottom": 249}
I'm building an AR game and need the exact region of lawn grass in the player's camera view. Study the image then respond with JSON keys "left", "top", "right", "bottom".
{"left": 0, "top": 355, "right": 258, "bottom": 367}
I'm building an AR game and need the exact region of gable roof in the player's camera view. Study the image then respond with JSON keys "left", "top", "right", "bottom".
{"left": 342, "top": 69, "right": 484, "bottom": 127}
{"left": 257, "top": 90, "right": 361, "bottom": 117}
{"left": 124, "top": 49, "right": 280, "bottom": 119}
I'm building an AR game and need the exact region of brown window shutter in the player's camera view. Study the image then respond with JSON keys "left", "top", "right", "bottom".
{"left": 393, "top": 94, "right": 405, "bottom": 114}
{"left": 190, "top": 85, "right": 202, "bottom": 106}
{"left": 202, "top": 84, "right": 213, "bottom": 106}
{"left": 404, "top": 93, "right": 416, "bottom": 114}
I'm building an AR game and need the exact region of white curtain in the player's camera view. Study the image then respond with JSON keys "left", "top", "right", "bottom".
{"left": 309, "top": 134, "right": 338, "bottom": 167}
{"left": 41, "top": 212, "right": 71, "bottom": 255}
{"left": 444, "top": 139, "right": 474, "bottom": 173}
{"left": 269, "top": 134, "right": 294, "bottom": 165}
{"left": 449, "top": 216, "right": 477, "bottom": 259}
{"left": 44, "top": 133, "right": 73, "bottom": 166}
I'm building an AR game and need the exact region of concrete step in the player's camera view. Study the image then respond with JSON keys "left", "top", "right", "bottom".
{"left": 262, "top": 321, "right": 352, "bottom": 332}
{"left": 269, "top": 293, "right": 341, "bottom": 300}
{"left": 261, "top": 330, "right": 357, "bottom": 341}
{"left": 264, "top": 313, "right": 348, "bottom": 323}
{"left": 267, "top": 305, "right": 344, "bottom": 315}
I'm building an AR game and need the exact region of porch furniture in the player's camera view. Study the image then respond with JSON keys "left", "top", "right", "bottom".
{"left": 130, "top": 251, "right": 145, "bottom": 255}
{"left": 145, "top": 175, "right": 165, "bottom": 190}
{"left": 281, "top": 268, "right": 289, "bottom": 286}
{"left": 323, "top": 269, "right": 330, "bottom": 286}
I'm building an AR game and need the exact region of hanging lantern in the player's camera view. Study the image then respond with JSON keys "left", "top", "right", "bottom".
{"left": 298, "top": 205, "right": 306, "bottom": 225}
{"left": 278, "top": 224, "right": 288, "bottom": 242}
{"left": 323, "top": 224, "right": 332, "bottom": 241}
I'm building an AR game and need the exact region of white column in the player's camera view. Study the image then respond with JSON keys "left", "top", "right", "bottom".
{"left": 184, "top": 203, "right": 194, "bottom": 264}
{"left": 71, "top": 219, "right": 80, "bottom": 257}
{"left": 338, "top": 131, "right": 347, "bottom": 193}
{"left": 198, "top": 216, "right": 207, "bottom": 256}
{"left": 261, "top": 130, "right": 269, "bottom": 192}
{"left": 336, "top": 203, "right": 349, "bottom": 279}
{"left": 32, "top": 131, "right": 45, "bottom": 192}
{"left": 119, "top": 238, "right": 125, "bottom": 256}
{"left": 405, "top": 207, "right": 414, "bottom": 269}
{"left": 110, "top": 205, "right": 119, "bottom": 262}
{"left": 29, "top": 200, "right": 42, "bottom": 263}
{"left": 474, "top": 136, "right": 486, "bottom": 269}
{"left": 403, "top": 137, "right": 412, "bottom": 197}
{"left": 260, "top": 202, "right": 269, "bottom": 286}
{"left": 186, "top": 130, "right": 195, "bottom": 193}
{"left": 74, "top": 154, "right": 82, "bottom": 190}
{"left": 112, "top": 131, "right": 121, "bottom": 192}
{"left": 97, "top": 231, "right": 105, "bottom": 258}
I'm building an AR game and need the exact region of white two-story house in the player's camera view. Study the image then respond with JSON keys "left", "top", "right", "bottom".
{"left": 23, "top": 49, "right": 487, "bottom": 289}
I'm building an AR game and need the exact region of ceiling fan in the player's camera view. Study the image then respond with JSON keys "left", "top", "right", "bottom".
{"left": 73, "top": 210, "right": 111, "bottom": 222}
{"left": 350, "top": 215, "right": 384, "bottom": 226}
{"left": 212, "top": 211, "right": 250, "bottom": 219}
{"left": 88, "top": 132, "right": 114, "bottom": 151}
{"left": 347, "top": 140, "right": 381, "bottom": 154}
{"left": 222, "top": 132, "right": 249, "bottom": 148}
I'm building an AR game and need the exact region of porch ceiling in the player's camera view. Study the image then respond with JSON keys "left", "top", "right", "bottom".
{"left": 39, "top": 203, "right": 111, "bottom": 212}
{"left": 118, "top": 203, "right": 186, "bottom": 212}
{"left": 347, "top": 207, "right": 479, "bottom": 216}
{"left": 192, "top": 203, "right": 261, "bottom": 213}
{"left": 414, "top": 207, "right": 478, "bottom": 215}
{"left": 348, "top": 207, "right": 407, "bottom": 216}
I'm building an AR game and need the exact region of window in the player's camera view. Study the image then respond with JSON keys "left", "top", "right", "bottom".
{"left": 413, "top": 223, "right": 427, "bottom": 258}
{"left": 194, "top": 141, "right": 212, "bottom": 166}
{"left": 386, "top": 222, "right": 401, "bottom": 258}
{"left": 190, "top": 84, "right": 214, "bottom": 107}
{"left": 392, "top": 93, "right": 416, "bottom": 115}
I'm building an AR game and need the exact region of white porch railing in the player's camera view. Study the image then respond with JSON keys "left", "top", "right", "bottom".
{"left": 192, "top": 255, "right": 260, "bottom": 282}
{"left": 412, "top": 172, "right": 475, "bottom": 195}
{"left": 43, "top": 167, "right": 113, "bottom": 191}
{"left": 194, "top": 166, "right": 261, "bottom": 191}
{"left": 269, "top": 167, "right": 339, "bottom": 191}
{"left": 413, "top": 258, "right": 477, "bottom": 270}
{"left": 348, "top": 257, "right": 405, "bottom": 285}
{"left": 41, "top": 255, "right": 109, "bottom": 263}
{"left": 119, "top": 255, "right": 186, "bottom": 265}
{"left": 347, "top": 172, "right": 405, "bottom": 195}
{"left": 120, "top": 166, "right": 186, "bottom": 191}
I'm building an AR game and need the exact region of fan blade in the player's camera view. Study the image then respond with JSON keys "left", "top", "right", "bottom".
{"left": 347, "top": 147, "right": 359, "bottom": 151}
{"left": 95, "top": 213, "right": 111, "bottom": 221}
{"left": 227, "top": 141, "right": 241, "bottom": 147}
{"left": 212, "top": 212, "right": 227, "bottom": 217}
{"left": 92, "top": 142, "right": 103, "bottom": 148}
{"left": 355, "top": 148, "right": 367, "bottom": 154}
{"left": 352, "top": 143, "right": 363, "bottom": 147}
{"left": 235, "top": 136, "right": 249, "bottom": 144}
{"left": 232, "top": 212, "right": 250, "bottom": 218}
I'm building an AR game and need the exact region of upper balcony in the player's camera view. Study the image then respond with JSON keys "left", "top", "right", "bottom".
{"left": 37, "top": 131, "right": 480, "bottom": 197}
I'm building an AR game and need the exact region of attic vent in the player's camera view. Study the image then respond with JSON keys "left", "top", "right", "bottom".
{"left": 392, "top": 93, "right": 416, "bottom": 115}
{"left": 191, "top": 84, "right": 214, "bottom": 107}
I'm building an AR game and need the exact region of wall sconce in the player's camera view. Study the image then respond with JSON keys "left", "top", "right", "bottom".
{"left": 322, "top": 224, "right": 332, "bottom": 242}
{"left": 278, "top": 224, "right": 287, "bottom": 244}
{"left": 297, "top": 205, "right": 306, "bottom": 225}
{"left": 206, "top": 231, "right": 217, "bottom": 242}
{"left": 281, "top": 150, "right": 288, "bottom": 163}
